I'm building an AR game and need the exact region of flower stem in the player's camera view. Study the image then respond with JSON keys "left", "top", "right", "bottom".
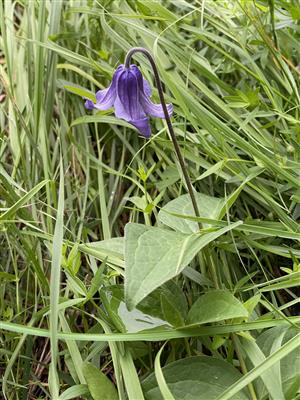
{"left": 125, "top": 47, "right": 201, "bottom": 228}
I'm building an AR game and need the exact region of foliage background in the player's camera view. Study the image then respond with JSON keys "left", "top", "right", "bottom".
{"left": 0, "top": 0, "right": 300, "bottom": 399}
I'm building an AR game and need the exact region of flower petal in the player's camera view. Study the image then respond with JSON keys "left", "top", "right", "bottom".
{"left": 143, "top": 78, "right": 152, "bottom": 96}
{"left": 93, "top": 65, "right": 123, "bottom": 110}
{"left": 93, "top": 87, "right": 115, "bottom": 110}
{"left": 140, "top": 94, "right": 173, "bottom": 119}
{"left": 114, "top": 96, "right": 130, "bottom": 120}
{"left": 130, "top": 118, "right": 151, "bottom": 138}
{"left": 84, "top": 99, "right": 95, "bottom": 110}
{"left": 128, "top": 64, "right": 151, "bottom": 96}
{"left": 115, "top": 69, "right": 145, "bottom": 120}
{"left": 129, "top": 65, "right": 143, "bottom": 83}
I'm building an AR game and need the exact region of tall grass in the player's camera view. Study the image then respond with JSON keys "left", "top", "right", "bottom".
{"left": 0, "top": 1, "right": 300, "bottom": 399}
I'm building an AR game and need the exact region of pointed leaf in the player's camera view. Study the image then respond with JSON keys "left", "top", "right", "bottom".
{"left": 82, "top": 362, "right": 118, "bottom": 400}
{"left": 125, "top": 222, "right": 242, "bottom": 310}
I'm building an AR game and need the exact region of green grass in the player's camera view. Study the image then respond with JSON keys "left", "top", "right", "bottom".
{"left": 1, "top": 1, "right": 300, "bottom": 399}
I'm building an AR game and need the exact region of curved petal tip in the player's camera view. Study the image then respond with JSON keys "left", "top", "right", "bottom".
{"left": 130, "top": 118, "right": 151, "bottom": 139}
{"left": 84, "top": 99, "right": 95, "bottom": 110}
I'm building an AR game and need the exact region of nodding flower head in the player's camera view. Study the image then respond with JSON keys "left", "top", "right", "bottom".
{"left": 84, "top": 64, "right": 173, "bottom": 138}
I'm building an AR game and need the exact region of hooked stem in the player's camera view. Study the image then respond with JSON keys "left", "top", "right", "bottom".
{"left": 125, "top": 47, "right": 201, "bottom": 228}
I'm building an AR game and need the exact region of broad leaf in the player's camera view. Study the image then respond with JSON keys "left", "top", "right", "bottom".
{"left": 82, "top": 362, "right": 118, "bottom": 400}
{"left": 142, "top": 356, "right": 250, "bottom": 400}
{"left": 158, "top": 193, "right": 224, "bottom": 233}
{"left": 125, "top": 221, "right": 242, "bottom": 310}
{"left": 186, "top": 290, "right": 248, "bottom": 327}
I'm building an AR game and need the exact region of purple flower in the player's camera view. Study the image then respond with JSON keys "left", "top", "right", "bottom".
{"left": 84, "top": 64, "right": 173, "bottom": 138}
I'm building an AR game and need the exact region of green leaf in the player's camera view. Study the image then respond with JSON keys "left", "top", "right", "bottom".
{"left": 142, "top": 356, "right": 250, "bottom": 400}
{"left": 182, "top": 267, "right": 213, "bottom": 287}
{"left": 158, "top": 193, "right": 224, "bottom": 234}
{"left": 0, "top": 179, "right": 49, "bottom": 222}
{"left": 0, "top": 272, "right": 16, "bottom": 282}
{"left": 87, "top": 259, "right": 106, "bottom": 300}
{"left": 58, "top": 63, "right": 101, "bottom": 86}
{"left": 258, "top": 277, "right": 300, "bottom": 292}
{"left": 195, "top": 160, "right": 226, "bottom": 182}
{"left": 216, "top": 332, "right": 300, "bottom": 400}
{"left": 243, "top": 294, "right": 261, "bottom": 317}
{"left": 125, "top": 222, "right": 242, "bottom": 310}
{"left": 154, "top": 344, "right": 175, "bottom": 400}
{"left": 81, "top": 237, "right": 124, "bottom": 268}
{"left": 127, "top": 195, "right": 148, "bottom": 211}
{"left": 71, "top": 115, "right": 137, "bottom": 130}
{"left": 101, "top": 286, "right": 170, "bottom": 333}
{"left": 160, "top": 282, "right": 188, "bottom": 327}
{"left": 186, "top": 290, "right": 248, "bottom": 327}
{"left": 82, "top": 362, "right": 118, "bottom": 400}
{"left": 85, "top": 238, "right": 124, "bottom": 256}
{"left": 137, "top": 282, "right": 186, "bottom": 323}
{"left": 160, "top": 293, "right": 185, "bottom": 328}
{"left": 49, "top": 163, "right": 64, "bottom": 398}
{"left": 65, "top": 272, "right": 87, "bottom": 297}
{"left": 63, "top": 83, "right": 96, "bottom": 101}
{"left": 218, "top": 167, "right": 263, "bottom": 220}
{"left": 119, "top": 344, "right": 145, "bottom": 400}
{"left": 242, "top": 335, "right": 285, "bottom": 399}
{"left": 58, "top": 384, "right": 89, "bottom": 400}
{"left": 254, "top": 327, "right": 300, "bottom": 399}
{"left": 155, "top": 165, "right": 180, "bottom": 191}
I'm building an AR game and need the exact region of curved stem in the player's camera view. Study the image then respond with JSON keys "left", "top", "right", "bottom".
{"left": 125, "top": 47, "right": 201, "bottom": 228}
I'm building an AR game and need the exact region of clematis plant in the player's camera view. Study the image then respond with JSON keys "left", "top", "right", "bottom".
{"left": 85, "top": 47, "right": 200, "bottom": 224}
{"left": 85, "top": 64, "right": 173, "bottom": 139}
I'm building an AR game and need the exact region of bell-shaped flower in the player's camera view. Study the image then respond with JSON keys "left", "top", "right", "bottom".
{"left": 84, "top": 64, "right": 173, "bottom": 138}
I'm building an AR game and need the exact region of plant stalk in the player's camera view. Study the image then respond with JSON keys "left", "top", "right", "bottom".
{"left": 125, "top": 47, "right": 201, "bottom": 228}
